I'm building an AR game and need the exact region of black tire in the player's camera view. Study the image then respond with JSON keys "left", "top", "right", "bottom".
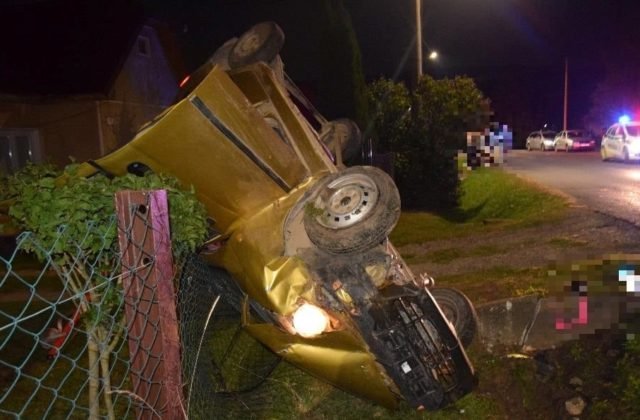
{"left": 303, "top": 166, "right": 400, "bottom": 254}
{"left": 623, "top": 147, "right": 630, "bottom": 163}
{"left": 209, "top": 37, "right": 237, "bottom": 69}
{"left": 430, "top": 287, "right": 478, "bottom": 348}
{"left": 320, "top": 119, "right": 363, "bottom": 163}
{"left": 228, "top": 22, "right": 285, "bottom": 69}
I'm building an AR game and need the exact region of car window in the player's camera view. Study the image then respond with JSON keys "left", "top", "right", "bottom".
{"left": 542, "top": 131, "right": 555, "bottom": 138}
{"left": 567, "top": 130, "right": 583, "bottom": 137}
{"left": 616, "top": 125, "right": 624, "bottom": 136}
{"left": 625, "top": 125, "right": 640, "bottom": 137}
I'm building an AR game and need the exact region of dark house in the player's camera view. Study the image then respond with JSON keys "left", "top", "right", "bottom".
{"left": 0, "top": 0, "right": 185, "bottom": 173}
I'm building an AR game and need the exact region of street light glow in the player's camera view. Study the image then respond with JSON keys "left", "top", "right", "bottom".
{"left": 429, "top": 50, "right": 438, "bottom": 60}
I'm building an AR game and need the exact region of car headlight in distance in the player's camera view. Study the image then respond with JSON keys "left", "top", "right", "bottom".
{"left": 292, "top": 303, "right": 330, "bottom": 338}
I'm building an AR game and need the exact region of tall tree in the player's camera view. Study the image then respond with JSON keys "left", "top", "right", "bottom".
{"left": 315, "top": 0, "right": 369, "bottom": 127}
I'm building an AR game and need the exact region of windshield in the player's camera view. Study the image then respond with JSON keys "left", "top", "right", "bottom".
{"left": 625, "top": 125, "right": 640, "bottom": 137}
{"left": 542, "top": 131, "right": 556, "bottom": 138}
{"left": 567, "top": 130, "right": 583, "bottom": 137}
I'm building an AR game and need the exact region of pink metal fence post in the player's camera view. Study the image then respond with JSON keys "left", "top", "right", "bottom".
{"left": 115, "top": 190, "right": 185, "bottom": 419}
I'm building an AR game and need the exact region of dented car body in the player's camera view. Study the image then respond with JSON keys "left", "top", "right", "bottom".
{"left": 75, "top": 41, "right": 476, "bottom": 409}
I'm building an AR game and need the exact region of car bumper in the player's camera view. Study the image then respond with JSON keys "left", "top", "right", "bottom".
{"left": 571, "top": 143, "right": 595, "bottom": 150}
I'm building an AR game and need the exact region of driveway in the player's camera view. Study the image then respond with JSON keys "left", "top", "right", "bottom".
{"left": 504, "top": 149, "right": 640, "bottom": 225}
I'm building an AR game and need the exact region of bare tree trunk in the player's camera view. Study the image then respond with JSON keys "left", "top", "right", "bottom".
{"left": 99, "top": 334, "right": 116, "bottom": 420}
{"left": 88, "top": 334, "right": 100, "bottom": 420}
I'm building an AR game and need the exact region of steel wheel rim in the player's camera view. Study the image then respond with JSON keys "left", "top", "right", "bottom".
{"left": 314, "top": 173, "right": 379, "bottom": 229}
{"left": 235, "top": 34, "right": 261, "bottom": 57}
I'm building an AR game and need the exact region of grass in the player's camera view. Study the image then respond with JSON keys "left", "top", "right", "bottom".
{"left": 239, "top": 360, "right": 503, "bottom": 419}
{"left": 547, "top": 236, "right": 588, "bottom": 248}
{"left": 390, "top": 168, "right": 567, "bottom": 246}
{"left": 404, "top": 244, "right": 504, "bottom": 265}
{"left": 434, "top": 266, "right": 549, "bottom": 304}
{"left": 0, "top": 299, "right": 132, "bottom": 419}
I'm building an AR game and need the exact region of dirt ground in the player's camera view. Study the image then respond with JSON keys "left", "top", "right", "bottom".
{"left": 400, "top": 205, "right": 640, "bottom": 280}
{"left": 398, "top": 205, "right": 640, "bottom": 419}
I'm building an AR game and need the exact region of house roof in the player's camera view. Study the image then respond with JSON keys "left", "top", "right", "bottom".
{"left": 0, "top": 0, "right": 145, "bottom": 96}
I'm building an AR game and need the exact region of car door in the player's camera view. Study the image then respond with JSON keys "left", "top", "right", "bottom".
{"left": 604, "top": 125, "right": 621, "bottom": 158}
{"left": 612, "top": 125, "right": 625, "bottom": 157}
{"left": 533, "top": 133, "right": 542, "bottom": 149}
{"left": 526, "top": 133, "right": 535, "bottom": 150}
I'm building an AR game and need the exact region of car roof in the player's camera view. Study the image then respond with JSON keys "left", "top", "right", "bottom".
{"left": 610, "top": 122, "right": 640, "bottom": 128}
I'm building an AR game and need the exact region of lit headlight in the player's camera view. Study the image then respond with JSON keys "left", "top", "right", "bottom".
{"left": 291, "top": 303, "right": 330, "bottom": 338}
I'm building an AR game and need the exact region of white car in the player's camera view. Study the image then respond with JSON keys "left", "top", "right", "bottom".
{"left": 525, "top": 130, "right": 556, "bottom": 151}
{"left": 601, "top": 122, "right": 640, "bottom": 162}
{"left": 553, "top": 129, "right": 596, "bottom": 152}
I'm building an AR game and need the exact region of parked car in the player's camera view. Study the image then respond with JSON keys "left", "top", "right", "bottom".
{"left": 553, "top": 129, "right": 596, "bottom": 151}
{"left": 74, "top": 22, "right": 477, "bottom": 411}
{"left": 525, "top": 130, "right": 556, "bottom": 151}
{"left": 601, "top": 121, "right": 640, "bottom": 162}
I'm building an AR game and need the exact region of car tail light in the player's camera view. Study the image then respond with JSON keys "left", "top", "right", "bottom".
{"left": 179, "top": 75, "right": 191, "bottom": 88}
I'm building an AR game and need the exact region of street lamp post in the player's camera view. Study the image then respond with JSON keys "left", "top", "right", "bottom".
{"left": 416, "top": 0, "right": 423, "bottom": 83}
{"left": 563, "top": 57, "right": 568, "bottom": 130}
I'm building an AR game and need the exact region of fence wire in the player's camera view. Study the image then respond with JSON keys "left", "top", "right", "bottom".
{"left": 0, "top": 191, "right": 292, "bottom": 420}
{"left": 177, "top": 255, "right": 281, "bottom": 419}
{"left": 0, "top": 221, "right": 135, "bottom": 419}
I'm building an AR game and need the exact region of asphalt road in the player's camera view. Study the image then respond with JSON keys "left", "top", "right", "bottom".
{"left": 503, "top": 149, "right": 640, "bottom": 226}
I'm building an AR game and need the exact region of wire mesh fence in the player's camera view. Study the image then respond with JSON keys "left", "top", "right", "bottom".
{"left": 0, "top": 190, "right": 288, "bottom": 419}
{"left": 0, "top": 219, "right": 135, "bottom": 419}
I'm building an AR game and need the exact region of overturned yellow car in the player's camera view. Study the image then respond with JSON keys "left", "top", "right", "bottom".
{"left": 76, "top": 22, "right": 477, "bottom": 410}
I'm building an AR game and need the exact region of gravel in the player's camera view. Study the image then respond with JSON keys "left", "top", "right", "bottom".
{"left": 399, "top": 205, "right": 640, "bottom": 278}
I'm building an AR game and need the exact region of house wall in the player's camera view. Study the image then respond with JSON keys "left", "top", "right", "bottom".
{"left": 0, "top": 100, "right": 100, "bottom": 166}
{"left": 0, "top": 24, "right": 179, "bottom": 170}
{"left": 110, "top": 24, "right": 179, "bottom": 107}
{"left": 98, "top": 24, "right": 180, "bottom": 154}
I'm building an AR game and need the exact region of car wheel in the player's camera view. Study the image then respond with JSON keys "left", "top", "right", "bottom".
{"left": 303, "top": 166, "right": 400, "bottom": 254}
{"left": 623, "top": 147, "right": 630, "bottom": 163}
{"left": 209, "top": 37, "right": 238, "bottom": 70}
{"left": 320, "top": 119, "right": 363, "bottom": 164}
{"left": 554, "top": 144, "right": 559, "bottom": 152}
{"left": 430, "top": 287, "right": 478, "bottom": 348}
{"left": 228, "top": 22, "right": 285, "bottom": 69}
{"left": 526, "top": 142, "right": 532, "bottom": 151}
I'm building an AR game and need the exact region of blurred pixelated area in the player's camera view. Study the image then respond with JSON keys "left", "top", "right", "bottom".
{"left": 547, "top": 255, "right": 640, "bottom": 340}
{"left": 459, "top": 122, "right": 513, "bottom": 171}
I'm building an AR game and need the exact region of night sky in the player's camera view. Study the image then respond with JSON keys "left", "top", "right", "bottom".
{"left": 3, "top": 0, "right": 640, "bottom": 136}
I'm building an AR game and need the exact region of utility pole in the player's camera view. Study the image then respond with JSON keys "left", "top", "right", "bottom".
{"left": 416, "top": 0, "right": 423, "bottom": 84}
{"left": 563, "top": 57, "right": 568, "bottom": 130}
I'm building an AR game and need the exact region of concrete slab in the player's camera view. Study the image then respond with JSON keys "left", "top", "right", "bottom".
{"left": 476, "top": 293, "right": 640, "bottom": 351}
{"left": 475, "top": 295, "right": 540, "bottom": 350}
